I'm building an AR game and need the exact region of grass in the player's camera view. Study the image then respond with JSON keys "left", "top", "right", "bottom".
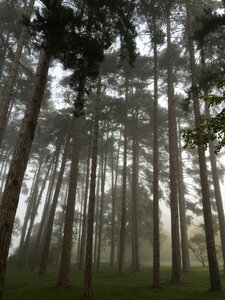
{"left": 3, "top": 264, "right": 225, "bottom": 300}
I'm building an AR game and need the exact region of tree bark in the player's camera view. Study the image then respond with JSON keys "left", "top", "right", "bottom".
{"left": 177, "top": 122, "right": 190, "bottom": 273}
{"left": 152, "top": 15, "right": 160, "bottom": 287}
{"left": 185, "top": 0, "right": 221, "bottom": 290}
{"left": 0, "top": 0, "right": 35, "bottom": 145}
{"left": 0, "top": 48, "right": 50, "bottom": 299}
{"left": 110, "top": 130, "right": 121, "bottom": 268}
{"left": 57, "top": 77, "right": 86, "bottom": 288}
{"left": 131, "top": 104, "right": 140, "bottom": 272}
{"left": 84, "top": 73, "right": 101, "bottom": 298}
{"left": 93, "top": 165, "right": 101, "bottom": 268}
{"left": 167, "top": 12, "right": 181, "bottom": 283}
{"left": 96, "top": 133, "right": 108, "bottom": 272}
{"left": 201, "top": 47, "right": 225, "bottom": 276}
{"left": 78, "top": 134, "right": 92, "bottom": 270}
{"left": 118, "top": 77, "right": 128, "bottom": 276}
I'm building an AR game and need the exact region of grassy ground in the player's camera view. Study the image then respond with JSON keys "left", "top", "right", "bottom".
{"left": 3, "top": 264, "right": 225, "bottom": 300}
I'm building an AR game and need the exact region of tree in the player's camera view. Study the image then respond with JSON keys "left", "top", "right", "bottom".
{"left": 84, "top": 73, "right": 102, "bottom": 297}
{"left": 185, "top": 0, "right": 221, "bottom": 291}
{"left": 0, "top": 0, "right": 35, "bottom": 145}
{"left": 166, "top": 1, "right": 181, "bottom": 283}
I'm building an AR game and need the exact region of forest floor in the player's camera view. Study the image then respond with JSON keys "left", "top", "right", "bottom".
{"left": 3, "top": 264, "right": 225, "bottom": 300}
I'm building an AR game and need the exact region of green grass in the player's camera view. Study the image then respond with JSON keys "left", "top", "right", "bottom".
{"left": 3, "top": 264, "right": 225, "bottom": 300}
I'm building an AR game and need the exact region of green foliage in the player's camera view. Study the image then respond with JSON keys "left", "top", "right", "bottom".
{"left": 189, "top": 233, "right": 222, "bottom": 267}
{"left": 183, "top": 81, "right": 225, "bottom": 153}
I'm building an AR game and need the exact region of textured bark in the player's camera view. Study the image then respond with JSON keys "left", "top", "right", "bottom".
{"left": 57, "top": 78, "right": 85, "bottom": 288}
{"left": 0, "top": 48, "right": 50, "bottom": 299}
{"left": 201, "top": 47, "right": 225, "bottom": 276}
{"left": 131, "top": 106, "right": 140, "bottom": 272}
{"left": 78, "top": 135, "right": 92, "bottom": 270}
{"left": 55, "top": 184, "right": 69, "bottom": 266}
{"left": 152, "top": 16, "right": 160, "bottom": 288}
{"left": 84, "top": 74, "right": 101, "bottom": 298}
{"left": 93, "top": 166, "right": 101, "bottom": 268}
{"left": 0, "top": 32, "right": 10, "bottom": 81}
{"left": 96, "top": 135, "right": 108, "bottom": 272}
{"left": 0, "top": 150, "right": 11, "bottom": 197}
{"left": 0, "top": 0, "right": 35, "bottom": 145}
{"left": 110, "top": 130, "right": 121, "bottom": 268}
{"left": 118, "top": 78, "right": 128, "bottom": 276}
{"left": 178, "top": 123, "right": 190, "bottom": 273}
{"left": 185, "top": 0, "right": 221, "bottom": 290}
{"left": 39, "top": 136, "right": 70, "bottom": 275}
{"left": 76, "top": 182, "right": 85, "bottom": 265}
{"left": 167, "top": 13, "right": 181, "bottom": 283}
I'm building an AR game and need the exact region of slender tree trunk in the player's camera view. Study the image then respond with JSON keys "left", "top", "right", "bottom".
{"left": 76, "top": 181, "right": 85, "bottom": 265}
{"left": 57, "top": 76, "right": 86, "bottom": 288}
{"left": 118, "top": 77, "right": 128, "bottom": 276}
{"left": 185, "top": 0, "right": 221, "bottom": 290}
{"left": 167, "top": 12, "right": 181, "bottom": 283}
{"left": 0, "top": 32, "right": 10, "bottom": 81}
{"left": 78, "top": 134, "right": 92, "bottom": 270}
{"left": 151, "top": 15, "right": 160, "bottom": 288}
{"left": 96, "top": 136, "right": 108, "bottom": 272}
{"left": 84, "top": 73, "right": 102, "bottom": 297}
{"left": 0, "top": 150, "right": 11, "bottom": 197}
{"left": 0, "top": 0, "right": 35, "bottom": 145}
{"left": 0, "top": 48, "right": 50, "bottom": 299}
{"left": 39, "top": 136, "right": 70, "bottom": 275}
{"left": 131, "top": 106, "right": 140, "bottom": 272}
{"left": 177, "top": 122, "right": 190, "bottom": 273}
{"left": 200, "top": 47, "right": 225, "bottom": 276}
{"left": 55, "top": 184, "right": 69, "bottom": 266}
{"left": 110, "top": 130, "right": 121, "bottom": 268}
{"left": 93, "top": 165, "right": 101, "bottom": 268}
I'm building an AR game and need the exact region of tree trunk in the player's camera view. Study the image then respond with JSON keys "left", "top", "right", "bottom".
{"left": 96, "top": 135, "right": 108, "bottom": 272}
{"left": 0, "top": 48, "right": 50, "bottom": 299}
{"left": 57, "top": 76, "right": 86, "bottom": 288}
{"left": 167, "top": 12, "right": 181, "bottom": 283}
{"left": 78, "top": 134, "right": 92, "bottom": 270}
{"left": 201, "top": 46, "right": 225, "bottom": 276}
{"left": 118, "top": 77, "right": 128, "bottom": 276}
{"left": 185, "top": 0, "right": 221, "bottom": 290}
{"left": 0, "top": 32, "right": 10, "bottom": 81}
{"left": 131, "top": 104, "right": 140, "bottom": 272}
{"left": 93, "top": 165, "right": 101, "bottom": 268}
{"left": 152, "top": 16, "right": 160, "bottom": 287}
{"left": 178, "top": 122, "right": 190, "bottom": 273}
{"left": 0, "top": 0, "right": 35, "bottom": 145}
{"left": 110, "top": 130, "right": 121, "bottom": 268}
{"left": 84, "top": 73, "right": 102, "bottom": 298}
{"left": 39, "top": 136, "right": 70, "bottom": 275}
